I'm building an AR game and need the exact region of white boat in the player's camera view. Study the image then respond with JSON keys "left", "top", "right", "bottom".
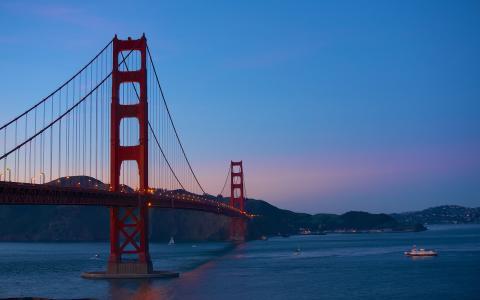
{"left": 404, "top": 245, "right": 437, "bottom": 257}
{"left": 90, "top": 254, "right": 100, "bottom": 260}
{"left": 168, "top": 236, "right": 175, "bottom": 245}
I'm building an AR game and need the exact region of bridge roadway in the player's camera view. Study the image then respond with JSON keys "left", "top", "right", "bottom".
{"left": 0, "top": 182, "right": 250, "bottom": 219}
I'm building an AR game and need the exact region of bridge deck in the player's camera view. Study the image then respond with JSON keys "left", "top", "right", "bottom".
{"left": 0, "top": 182, "right": 250, "bottom": 219}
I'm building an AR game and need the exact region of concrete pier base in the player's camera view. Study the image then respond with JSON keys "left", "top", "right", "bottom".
{"left": 229, "top": 217, "right": 247, "bottom": 242}
{"left": 81, "top": 270, "right": 179, "bottom": 279}
{"left": 82, "top": 261, "right": 179, "bottom": 279}
{"left": 107, "top": 260, "right": 153, "bottom": 274}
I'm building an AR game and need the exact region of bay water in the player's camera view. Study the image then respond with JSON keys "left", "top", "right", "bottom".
{"left": 0, "top": 224, "right": 479, "bottom": 299}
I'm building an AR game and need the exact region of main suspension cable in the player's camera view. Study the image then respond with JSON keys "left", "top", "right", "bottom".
{"left": 219, "top": 165, "right": 230, "bottom": 196}
{"left": 118, "top": 51, "right": 186, "bottom": 190}
{"left": 0, "top": 39, "right": 113, "bottom": 130}
{"left": 146, "top": 46, "right": 206, "bottom": 194}
{"left": 0, "top": 50, "right": 134, "bottom": 161}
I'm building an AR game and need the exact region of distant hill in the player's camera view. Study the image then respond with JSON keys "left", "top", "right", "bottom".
{"left": 391, "top": 205, "right": 480, "bottom": 225}
{"left": 247, "top": 199, "right": 425, "bottom": 237}
{"left": 0, "top": 176, "right": 425, "bottom": 242}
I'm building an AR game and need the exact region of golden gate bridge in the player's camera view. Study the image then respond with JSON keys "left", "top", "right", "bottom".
{"left": 0, "top": 35, "right": 251, "bottom": 278}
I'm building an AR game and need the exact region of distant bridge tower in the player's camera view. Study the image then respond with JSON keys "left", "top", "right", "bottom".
{"left": 230, "top": 161, "right": 245, "bottom": 210}
{"left": 108, "top": 35, "right": 152, "bottom": 274}
{"left": 230, "top": 161, "right": 247, "bottom": 241}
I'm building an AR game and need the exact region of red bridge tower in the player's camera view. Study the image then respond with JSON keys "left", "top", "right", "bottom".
{"left": 230, "top": 161, "right": 247, "bottom": 241}
{"left": 108, "top": 35, "right": 151, "bottom": 274}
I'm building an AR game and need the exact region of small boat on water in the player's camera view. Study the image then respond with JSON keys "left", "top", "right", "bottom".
{"left": 90, "top": 253, "right": 100, "bottom": 260}
{"left": 168, "top": 236, "right": 175, "bottom": 245}
{"left": 404, "top": 245, "right": 437, "bottom": 257}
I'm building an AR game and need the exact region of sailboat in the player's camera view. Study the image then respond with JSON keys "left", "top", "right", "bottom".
{"left": 168, "top": 236, "right": 175, "bottom": 245}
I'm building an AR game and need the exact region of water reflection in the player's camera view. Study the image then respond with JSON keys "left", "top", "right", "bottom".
{"left": 108, "top": 279, "right": 174, "bottom": 300}
{"left": 105, "top": 243, "right": 238, "bottom": 300}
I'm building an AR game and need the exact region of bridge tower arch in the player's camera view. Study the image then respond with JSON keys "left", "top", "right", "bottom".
{"left": 108, "top": 35, "right": 152, "bottom": 274}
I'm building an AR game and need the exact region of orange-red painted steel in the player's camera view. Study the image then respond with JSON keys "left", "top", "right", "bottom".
{"left": 230, "top": 161, "right": 245, "bottom": 211}
{"left": 230, "top": 161, "right": 247, "bottom": 240}
{"left": 109, "top": 35, "right": 150, "bottom": 269}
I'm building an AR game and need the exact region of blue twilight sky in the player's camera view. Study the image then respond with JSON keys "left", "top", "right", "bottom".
{"left": 0, "top": 0, "right": 479, "bottom": 213}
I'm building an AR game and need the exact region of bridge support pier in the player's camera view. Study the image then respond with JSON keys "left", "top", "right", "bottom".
{"left": 82, "top": 203, "right": 178, "bottom": 279}
{"left": 107, "top": 261, "right": 152, "bottom": 274}
{"left": 106, "top": 204, "right": 153, "bottom": 275}
{"left": 230, "top": 217, "right": 247, "bottom": 243}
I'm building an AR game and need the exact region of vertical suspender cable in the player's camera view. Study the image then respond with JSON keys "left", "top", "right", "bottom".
{"left": 146, "top": 46, "right": 206, "bottom": 194}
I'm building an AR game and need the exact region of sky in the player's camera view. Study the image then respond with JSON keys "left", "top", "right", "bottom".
{"left": 0, "top": 0, "right": 479, "bottom": 214}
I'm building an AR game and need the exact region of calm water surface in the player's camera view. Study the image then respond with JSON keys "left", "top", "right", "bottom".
{"left": 0, "top": 224, "right": 479, "bottom": 299}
